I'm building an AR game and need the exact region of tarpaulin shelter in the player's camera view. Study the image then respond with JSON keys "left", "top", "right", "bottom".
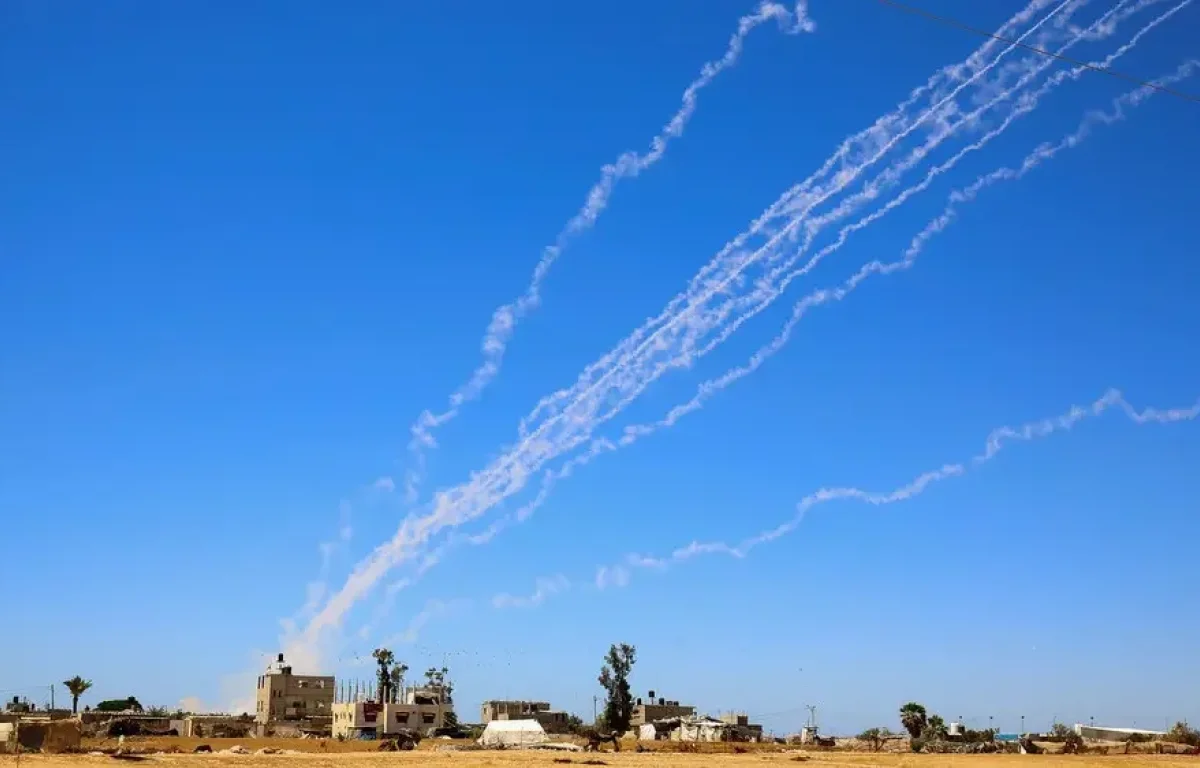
{"left": 478, "top": 719, "right": 547, "bottom": 748}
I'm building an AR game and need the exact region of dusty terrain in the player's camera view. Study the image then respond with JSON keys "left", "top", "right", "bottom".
{"left": 8, "top": 749, "right": 1199, "bottom": 768}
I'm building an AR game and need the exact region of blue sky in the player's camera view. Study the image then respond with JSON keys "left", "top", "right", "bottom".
{"left": 2, "top": 0, "right": 1198, "bottom": 736}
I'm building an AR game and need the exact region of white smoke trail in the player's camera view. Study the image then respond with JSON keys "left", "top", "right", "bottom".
{"left": 289, "top": 0, "right": 1116, "bottom": 657}
{"left": 491, "top": 574, "right": 571, "bottom": 609}
{"left": 516, "top": 0, "right": 1077, "bottom": 438}
{"left": 495, "top": 2, "right": 1147, "bottom": 496}
{"left": 376, "top": 32, "right": 1189, "bottom": 605}
{"left": 403, "top": 1, "right": 818, "bottom": 501}
{"left": 483, "top": 56, "right": 1198, "bottom": 535}
{"left": 647, "top": 0, "right": 1190, "bottom": 381}
{"left": 504, "top": 0, "right": 1167, "bottom": 480}
{"left": 911, "top": 55, "right": 1200, "bottom": 253}
{"left": 584, "top": 389, "right": 1200, "bottom": 588}
{"left": 563, "top": 0, "right": 1144, "bottom": 437}
{"left": 420, "top": 0, "right": 1082, "bottom": 509}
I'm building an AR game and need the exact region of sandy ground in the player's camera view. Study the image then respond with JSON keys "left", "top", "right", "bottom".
{"left": 7, "top": 749, "right": 1199, "bottom": 768}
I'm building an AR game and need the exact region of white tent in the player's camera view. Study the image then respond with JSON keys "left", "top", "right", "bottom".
{"left": 478, "top": 719, "right": 548, "bottom": 748}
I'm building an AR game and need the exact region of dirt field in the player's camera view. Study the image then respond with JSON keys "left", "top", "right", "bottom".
{"left": 8, "top": 749, "right": 1199, "bottom": 768}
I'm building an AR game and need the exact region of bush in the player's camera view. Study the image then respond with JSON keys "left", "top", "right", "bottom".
{"left": 1050, "top": 724, "right": 1083, "bottom": 753}
{"left": 910, "top": 737, "right": 926, "bottom": 753}
{"left": 857, "top": 728, "right": 892, "bottom": 752}
{"left": 921, "top": 716, "right": 948, "bottom": 741}
{"left": 1167, "top": 722, "right": 1200, "bottom": 747}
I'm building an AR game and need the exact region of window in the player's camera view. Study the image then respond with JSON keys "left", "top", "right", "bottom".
{"left": 421, "top": 713, "right": 436, "bottom": 725}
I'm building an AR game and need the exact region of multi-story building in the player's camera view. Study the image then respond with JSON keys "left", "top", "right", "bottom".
{"left": 332, "top": 686, "right": 455, "bottom": 739}
{"left": 254, "top": 654, "right": 335, "bottom": 725}
{"left": 630, "top": 691, "right": 696, "bottom": 727}
{"left": 481, "top": 700, "right": 570, "bottom": 733}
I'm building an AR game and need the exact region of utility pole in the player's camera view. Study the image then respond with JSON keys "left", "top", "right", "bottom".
{"left": 49, "top": 685, "right": 55, "bottom": 712}
{"left": 592, "top": 696, "right": 598, "bottom": 725}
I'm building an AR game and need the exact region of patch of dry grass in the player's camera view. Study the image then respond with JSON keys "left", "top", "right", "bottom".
{"left": 9, "top": 747, "right": 1200, "bottom": 768}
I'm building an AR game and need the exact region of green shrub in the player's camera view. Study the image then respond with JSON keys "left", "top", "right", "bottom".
{"left": 1167, "top": 722, "right": 1200, "bottom": 747}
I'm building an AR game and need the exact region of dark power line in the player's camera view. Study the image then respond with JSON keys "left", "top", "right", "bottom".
{"left": 873, "top": 0, "right": 1200, "bottom": 105}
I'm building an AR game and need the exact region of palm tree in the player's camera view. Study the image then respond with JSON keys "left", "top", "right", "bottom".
{"left": 899, "top": 702, "right": 927, "bottom": 738}
{"left": 63, "top": 676, "right": 93, "bottom": 714}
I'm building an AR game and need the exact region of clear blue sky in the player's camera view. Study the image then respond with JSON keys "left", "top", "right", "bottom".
{"left": 3, "top": 0, "right": 1198, "bottom": 735}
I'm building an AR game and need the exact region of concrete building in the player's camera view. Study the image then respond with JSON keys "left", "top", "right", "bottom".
{"left": 630, "top": 691, "right": 695, "bottom": 727}
{"left": 331, "top": 701, "right": 384, "bottom": 740}
{"left": 383, "top": 685, "right": 452, "bottom": 734}
{"left": 332, "top": 686, "right": 455, "bottom": 739}
{"left": 178, "top": 715, "right": 254, "bottom": 739}
{"left": 719, "top": 712, "right": 764, "bottom": 741}
{"left": 481, "top": 700, "right": 570, "bottom": 733}
{"left": 254, "top": 653, "right": 335, "bottom": 725}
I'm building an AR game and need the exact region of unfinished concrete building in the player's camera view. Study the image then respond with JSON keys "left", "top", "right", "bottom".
{"left": 333, "top": 685, "right": 455, "bottom": 739}
{"left": 254, "top": 653, "right": 335, "bottom": 727}
{"left": 630, "top": 690, "right": 696, "bottom": 727}
{"left": 719, "top": 712, "right": 764, "bottom": 741}
{"left": 481, "top": 700, "right": 570, "bottom": 733}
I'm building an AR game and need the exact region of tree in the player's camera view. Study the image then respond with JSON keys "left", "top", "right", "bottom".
{"left": 62, "top": 676, "right": 92, "bottom": 715}
{"left": 372, "top": 648, "right": 395, "bottom": 705}
{"left": 899, "top": 702, "right": 928, "bottom": 738}
{"left": 924, "top": 715, "right": 948, "bottom": 740}
{"left": 858, "top": 727, "right": 894, "bottom": 751}
{"left": 1051, "top": 723, "right": 1083, "bottom": 752}
{"left": 963, "top": 728, "right": 997, "bottom": 744}
{"left": 388, "top": 662, "right": 409, "bottom": 704}
{"left": 597, "top": 643, "right": 636, "bottom": 735}
{"left": 1167, "top": 721, "right": 1200, "bottom": 747}
{"left": 566, "top": 714, "right": 585, "bottom": 732}
{"left": 421, "top": 665, "right": 453, "bottom": 727}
